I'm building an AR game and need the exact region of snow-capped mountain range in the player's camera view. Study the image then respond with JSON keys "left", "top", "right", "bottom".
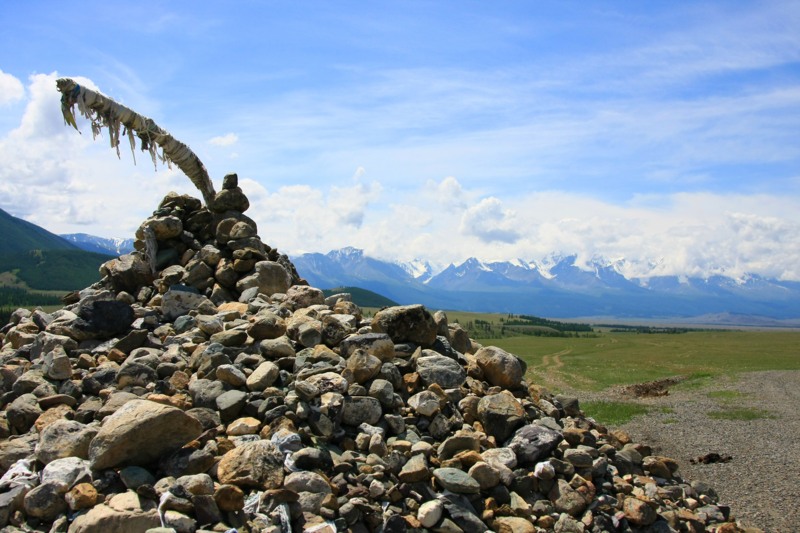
{"left": 291, "top": 247, "right": 800, "bottom": 321}
{"left": 60, "top": 233, "right": 800, "bottom": 321}
{"left": 60, "top": 234, "right": 135, "bottom": 256}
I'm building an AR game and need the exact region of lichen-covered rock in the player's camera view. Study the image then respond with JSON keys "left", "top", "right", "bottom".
{"left": 216, "top": 440, "right": 284, "bottom": 489}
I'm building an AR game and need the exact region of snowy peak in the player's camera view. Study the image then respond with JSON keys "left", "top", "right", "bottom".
{"left": 60, "top": 233, "right": 135, "bottom": 256}
{"left": 285, "top": 248, "right": 800, "bottom": 319}
{"left": 398, "top": 259, "right": 435, "bottom": 281}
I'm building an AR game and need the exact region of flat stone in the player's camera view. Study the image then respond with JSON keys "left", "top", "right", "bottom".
{"left": 433, "top": 467, "right": 481, "bottom": 494}
{"left": 398, "top": 453, "right": 430, "bottom": 483}
{"left": 507, "top": 424, "right": 562, "bottom": 463}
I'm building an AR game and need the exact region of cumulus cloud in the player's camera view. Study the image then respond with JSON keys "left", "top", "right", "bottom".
{"left": 428, "top": 175, "right": 466, "bottom": 208}
{"left": 0, "top": 70, "right": 24, "bottom": 105}
{"left": 208, "top": 132, "right": 238, "bottom": 146}
{"left": 459, "top": 196, "right": 521, "bottom": 244}
{"left": 0, "top": 73, "right": 188, "bottom": 236}
{"left": 326, "top": 169, "right": 382, "bottom": 228}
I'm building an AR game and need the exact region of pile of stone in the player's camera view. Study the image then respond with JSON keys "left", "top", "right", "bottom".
{"left": 0, "top": 182, "right": 756, "bottom": 533}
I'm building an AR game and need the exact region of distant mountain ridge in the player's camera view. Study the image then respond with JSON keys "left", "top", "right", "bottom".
{"left": 291, "top": 248, "right": 800, "bottom": 321}
{"left": 4, "top": 209, "right": 799, "bottom": 321}
{"left": 60, "top": 233, "right": 135, "bottom": 256}
{"left": 0, "top": 208, "right": 80, "bottom": 255}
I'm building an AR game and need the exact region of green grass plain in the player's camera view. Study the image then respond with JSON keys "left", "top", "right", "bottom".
{"left": 473, "top": 327, "right": 799, "bottom": 425}
{"left": 476, "top": 329, "right": 800, "bottom": 393}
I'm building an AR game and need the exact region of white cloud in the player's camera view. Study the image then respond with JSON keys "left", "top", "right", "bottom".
{"left": 208, "top": 132, "right": 238, "bottom": 146}
{"left": 459, "top": 197, "right": 521, "bottom": 244}
{"left": 0, "top": 70, "right": 24, "bottom": 105}
{"left": 0, "top": 73, "right": 191, "bottom": 236}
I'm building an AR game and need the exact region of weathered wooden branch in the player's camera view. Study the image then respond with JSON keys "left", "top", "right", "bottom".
{"left": 56, "top": 78, "right": 217, "bottom": 207}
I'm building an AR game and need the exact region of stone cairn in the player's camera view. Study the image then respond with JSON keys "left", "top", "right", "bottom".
{"left": 0, "top": 175, "right": 753, "bottom": 533}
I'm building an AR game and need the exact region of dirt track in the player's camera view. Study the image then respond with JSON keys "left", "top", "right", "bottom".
{"left": 603, "top": 370, "right": 800, "bottom": 533}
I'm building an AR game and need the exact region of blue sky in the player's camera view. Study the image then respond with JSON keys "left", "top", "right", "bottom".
{"left": 1, "top": 1, "right": 799, "bottom": 279}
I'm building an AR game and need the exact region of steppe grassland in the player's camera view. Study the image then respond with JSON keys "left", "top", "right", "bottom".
{"left": 478, "top": 330, "right": 800, "bottom": 393}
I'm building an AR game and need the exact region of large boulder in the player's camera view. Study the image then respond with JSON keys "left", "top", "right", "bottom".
{"left": 88, "top": 400, "right": 203, "bottom": 470}
{"left": 99, "top": 253, "right": 154, "bottom": 294}
{"left": 370, "top": 305, "right": 438, "bottom": 346}
{"left": 474, "top": 346, "right": 526, "bottom": 389}
{"left": 235, "top": 261, "right": 292, "bottom": 296}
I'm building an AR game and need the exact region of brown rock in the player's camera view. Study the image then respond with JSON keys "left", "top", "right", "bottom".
{"left": 216, "top": 440, "right": 285, "bottom": 489}
{"left": 68, "top": 491, "right": 159, "bottom": 533}
{"left": 65, "top": 483, "right": 99, "bottom": 511}
{"left": 475, "top": 346, "right": 526, "bottom": 389}
{"left": 214, "top": 484, "right": 245, "bottom": 512}
{"left": 623, "top": 496, "right": 657, "bottom": 526}
{"left": 493, "top": 516, "right": 537, "bottom": 533}
{"left": 88, "top": 400, "right": 203, "bottom": 470}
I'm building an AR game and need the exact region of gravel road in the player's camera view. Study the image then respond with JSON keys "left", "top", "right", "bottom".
{"left": 598, "top": 370, "right": 800, "bottom": 533}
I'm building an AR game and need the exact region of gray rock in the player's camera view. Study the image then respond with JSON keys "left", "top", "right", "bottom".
{"left": 284, "top": 285, "right": 325, "bottom": 310}
{"left": 23, "top": 482, "right": 67, "bottom": 521}
{"left": 6, "top": 393, "right": 42, "bottom": 434}
{"left": 162, "top": 286, "right": 215, "bottom": 321}
{"left": 507, "top": 424, "right": 562, "bottom": 464}
{"left": 433, "top": 467, "right": 481, "bottom": 494}
{"left": 416, "top": 354, "right": 466, "bottom": 389}
{"left": 215, "top": 389, "right": 247, "bottom": 422}
{"left": 563, "top": 448, "right": 594, "bottom": 469}
{"left": 119, "top": 466, "right": 156, "bottom": 490}
{"left": 99, "top": 253, "right": 154, "bottom": 294}
{"left": 439, "top": 492, "right": 488, "bottom": 531}
{"left": 40, "top": 457, "right": 92, "bottom": 492}
{"left": 549, "top": 479, "right": 589, "bottom": 517}
{"left": 477, "top": 390, "right": 526, "bottom": 443}
{"left": 371, "top": 304, "right": 438, "bottom": 347}
{"left": 235, "top": 261, "right": 291, "bottom": 297}
{"left": 215, "top": 364, "right": 247, "bottom": 387}
{"left": 367, "top": 379, "right": 395, "bottom": 407}
{"left": 43, "top": 345, "right": 73, "bottom": 380}
{"left": 188, "top": 379, "right": 227, "bottom": 409}
{"left": 554, "top": 394, "right": 581, "bottom": 417}
{"left": 342, "top": 396, "right": 382, "bottom": 426}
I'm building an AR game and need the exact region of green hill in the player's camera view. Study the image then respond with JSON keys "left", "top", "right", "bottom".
{"left": 0, "top": 249, "right": 111, "bottom": 291}
{"left": 0, "top": 208, "right": 79, "bottom": 254}
{"left": 0, "top": 208, "right": 112, "bottom": 291}
{"left": 323, "top": 286, "right": 399, "bottom": 308}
